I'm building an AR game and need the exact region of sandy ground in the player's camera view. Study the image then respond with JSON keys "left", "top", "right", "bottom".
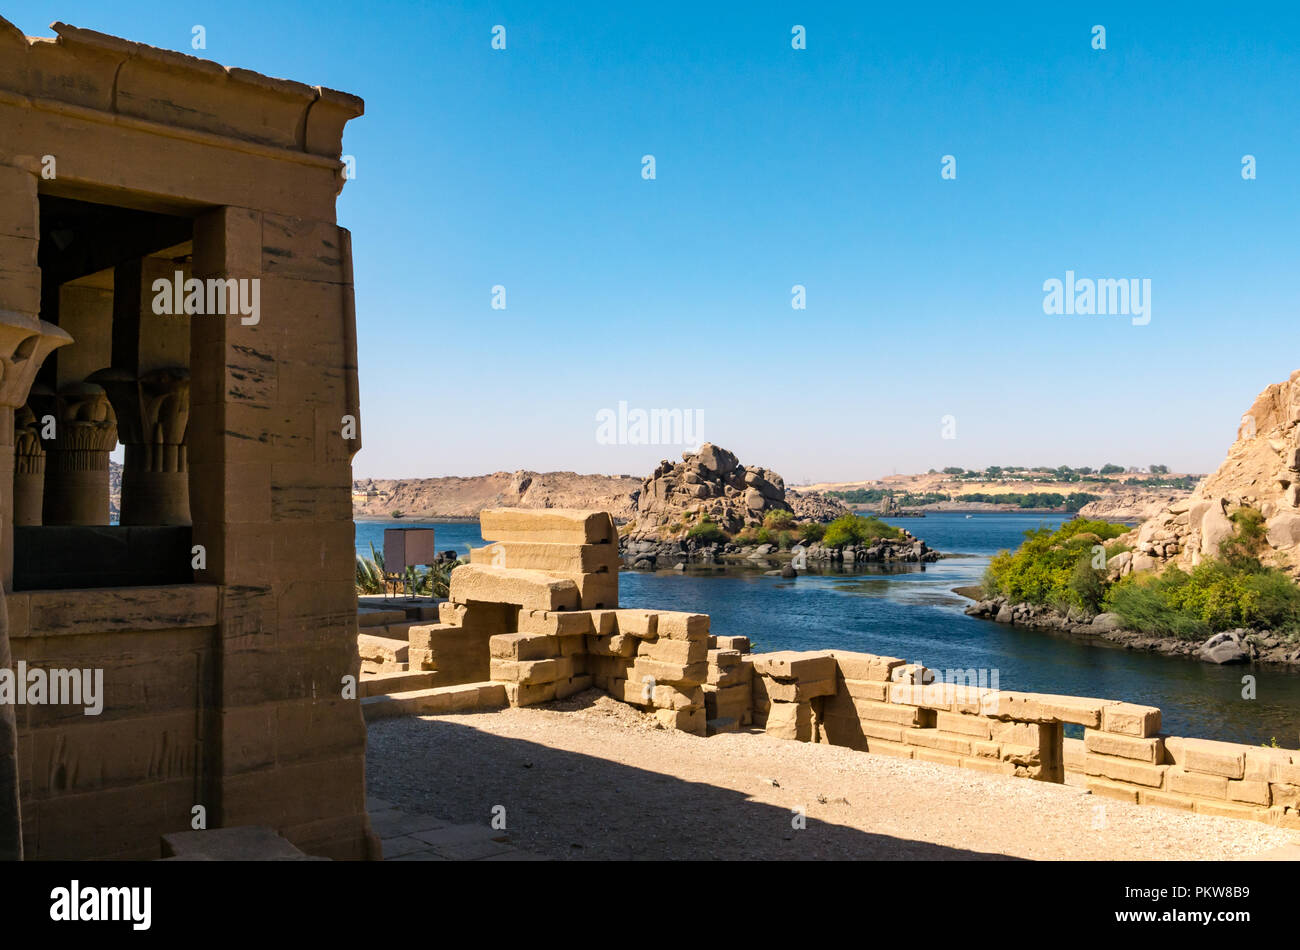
{"left": 365, "top": 691, "right": 1298, "bottom": 861}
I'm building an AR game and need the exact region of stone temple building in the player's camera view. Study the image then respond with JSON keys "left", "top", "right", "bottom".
{"left": 0, "top": 19, "right": 374, "bottom": 858}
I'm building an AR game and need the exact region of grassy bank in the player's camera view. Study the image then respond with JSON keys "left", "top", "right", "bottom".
{"left": 981, "top": 511, "right": 1300, "bottom": 640}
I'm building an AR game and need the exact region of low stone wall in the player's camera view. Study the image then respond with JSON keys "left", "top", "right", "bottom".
{"left": 747, "top": 648, "right": 1300, "bottom": 831}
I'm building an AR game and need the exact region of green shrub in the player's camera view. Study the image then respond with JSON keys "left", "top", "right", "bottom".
{"left": 821, "top": 514, "right": 903, "bottom": 548}
{"left": 984, "top": 519, "right": 1129, "bottom": 609}
{"left": 763, "top": 509, "right": 795, "bottom": 530}
{"left": 686, "top": 518, "right": 728, "bottom": 545}
{"left": 775, "top": 529, "right": 797, "bottom": 550}
{"left": 799, "top": 522, "right": 826, "bottom": 543}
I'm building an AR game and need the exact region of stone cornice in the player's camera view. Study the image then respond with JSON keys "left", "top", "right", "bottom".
{"left": 0, "top": 18, "right": 364, "bottom": 161}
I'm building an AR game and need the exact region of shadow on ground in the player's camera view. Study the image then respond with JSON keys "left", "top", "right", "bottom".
{"left": 366, "top": 716, "right": 1020, "bottom": 860}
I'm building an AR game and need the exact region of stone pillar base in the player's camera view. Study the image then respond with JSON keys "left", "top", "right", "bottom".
{"left": 120, "top": 465, "right": 191, "bottom": 526}
{"left": 43, "top": 451, "right": 111, "bottom": 526}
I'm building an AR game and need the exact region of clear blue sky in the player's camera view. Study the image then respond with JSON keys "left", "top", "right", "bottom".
{"left": 13, "top": 2, "right": 1300, "bottom": 483}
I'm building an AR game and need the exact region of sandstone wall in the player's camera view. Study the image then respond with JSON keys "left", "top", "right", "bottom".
{"left": 749, "top": 648, "right": 1300, "bottom": 830}
{"left": 0, "top": 19, "right": 372, "bottom": 859}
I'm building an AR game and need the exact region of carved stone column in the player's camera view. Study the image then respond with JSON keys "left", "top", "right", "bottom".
{"left": 38, "top": 382, "right": 117, "bottom": 526}
{"left": 0, "top": 312, "right": 73, "bottom": 863}
{"left": 89, "top": 367, "right": 190, "bottom": 525}
{"left": 12, "top": 406, "right": 44, "bottom": 526}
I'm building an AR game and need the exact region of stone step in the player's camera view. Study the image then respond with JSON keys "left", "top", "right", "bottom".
{"left": 360, "top": 670, "right": 438, "bottom": 697}
{"left": 358, "top": 609, "right": 407, "bottom": 628}
{"left": 380, "top": 621, "right": 413, "bottom": 640}
{"left": 358, "top": 633, "right": 410, "bottom": 673}
{"left": 362, "top": 682, "right": 508, "bottom": 721}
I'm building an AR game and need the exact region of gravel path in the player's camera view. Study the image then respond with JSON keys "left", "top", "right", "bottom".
{"left": 365, "top": 691, "right": 1298, "bottom": 861}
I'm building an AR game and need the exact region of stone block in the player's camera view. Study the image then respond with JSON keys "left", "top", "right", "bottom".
{"left": 448, "top": 564, "right": 580, "bottom": 612}
{"left": 935, "top": 711, "right": 993, "bottom": 739}
{"left": 766, "top": 677, "right": 835, "bottom": 703}
{"left": 1167, "top": 767, "right": 1229, "bottom": 799}
{"left": 1101, "top": 702, "right": 1162, "bottom": 738}
{"left": 655, "top": 706, "right": 706, "bottom": 735}
{"left": 489, "top": 633, "right": 559, "bottom": 661}
{"left": 855, "top": 699, "right": 925, "bottom": 727}
{"left": 1082, "top": 753, "right": 1167, "bottom": 788}
{"left": 610, "top": 610, "right": 657, "bottom": 639}
{"left": 470, "top": 540, "right": 620, "bottom": 574}
{"left": 830, "top": 650, "right": 905, "bottom": 682}
{"left": 1084, "top": 730, "right": 1165, "bottom": 764}
{"left": 1086, "top": 778, "right": 1140, "bottom": 803}
{"left": 631, "top": 657, "right": 707, "bottom": 687}
{"left": 764, "top": 701, "right": 813, "bottom": 741}
{"left": 489, "top": 657, "right": 573, "bottom": 685}
{"left": 714, "top": 635, "right": 750, "bottom": 653}
{"left": 641, "top": 637, "right": 708, "bottom": 665}
{"left": 479, "top": 508, "right": 617, "bottom": 545}
{"left": 751, "top": 651, "right": 835, "bottom": 681}
{"left": 903, "top": 729, "right": 973, "bottom": 756}
{"left": 654, "top": 611, "right": 709, "bottom": 641}
{"left": 1164, "top": 736, "right": 1246, "bottom": 779}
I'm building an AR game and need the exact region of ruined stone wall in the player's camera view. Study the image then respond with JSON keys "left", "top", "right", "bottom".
{"left": 750, "top": 648, "right": 1300, "bottom": 831}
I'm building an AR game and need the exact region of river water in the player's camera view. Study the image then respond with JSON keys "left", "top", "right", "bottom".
{"left": 356, "top": 514, "right": 1300, "bottom": 745}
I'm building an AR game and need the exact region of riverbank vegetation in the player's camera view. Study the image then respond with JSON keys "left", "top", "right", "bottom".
{"left": 828, "top": 487, "right": 1101, "bottom": 512}
{"left": 982, "top": 511, "right": 1300, "bottom": 639}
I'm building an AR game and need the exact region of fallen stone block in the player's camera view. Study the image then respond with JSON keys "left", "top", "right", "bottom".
{"left": 588, "top": 633, "right": 637, "bottom": 657}
{"left": 470, "top": 540, "right": 620, "bottom": 574}
{"left": 480, "top": 508, "right": 617, "bottom": 545}
{"left": 448, "top": 564, "right": 580, "bottom": 612}
{"left": 611, "top": 609, "right": 658, "bottom": 639}
{"left": 751, "top": 651, "right": 836, "bottom": 681}
{"left": 764, "top": 700, "right": 813, "bottom": 741}
{"left": 490, "top": 656, "right": 574, "bottom": 685}
{"left": 656, "top": 706, "right": 706, "bottom": 735}
{"left": 631, "top": 657, "right": 707, "bottom": 687}
{"left": 1101, "top": 702, "right": 1162, "bottom": 738}
{"left": 713, "top": 635, "right": 751, "bottom": 653}
{"left": 654, "top": 611, "right": 710, "bottom": 642}
{"left": 641, "top": 636, "right": 708, "bottom": 665}
{"left": 489, "top": 633, "right": 559, "bottom": 661}
{"left": 518, "top": 609, "right": 600, "bottom": 637}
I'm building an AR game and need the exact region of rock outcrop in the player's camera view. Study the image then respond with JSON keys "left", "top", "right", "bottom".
{"left": 787, "top": 488, "right": 849, "bottom": 523}
{"left": 1116, "top": 369, "right": 1300, "bottom": 578}
{"left": 628, "top": 443, "right": 793, "bottom": 539}
{"left": 1078, "top": 490, "right": 1187, "bottom": 523}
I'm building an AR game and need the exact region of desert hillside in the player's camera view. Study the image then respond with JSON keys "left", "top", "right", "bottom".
{"left": 353, "top": 471, "right": 643, "bottom": 521}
